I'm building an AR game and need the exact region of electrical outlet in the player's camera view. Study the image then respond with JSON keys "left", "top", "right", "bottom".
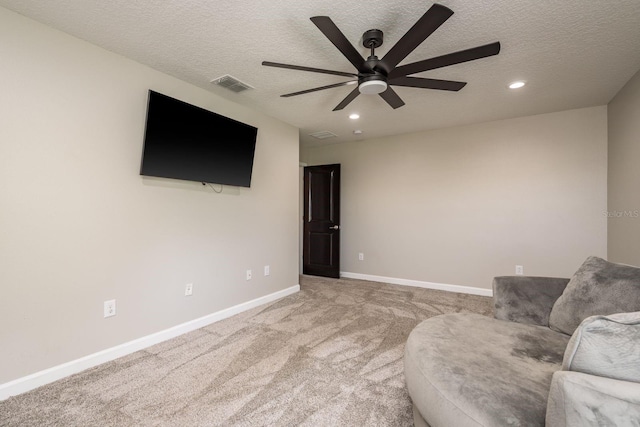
{"left": 264, "top": 265, "right": 270, "bottom": 276}
{"left": 104, "top": 300, "right": 116, "bottom": 318}
{"left": 185, "top": 283, "right": 193, "bottom": 296}
{"left": 358, "top": 253, "right": 364, "bottom": 261}
{"left": 246, "top": 270, "right": 252, "bottom": 280}
{"left": 515, "top": 265, "right": 524, "bottom": 275}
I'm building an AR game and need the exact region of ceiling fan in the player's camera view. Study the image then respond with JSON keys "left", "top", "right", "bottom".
{"left": 262, "top": 3, "right": 500, "bottom": 111}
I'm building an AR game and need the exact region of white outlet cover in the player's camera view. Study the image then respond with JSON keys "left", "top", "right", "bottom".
{"left": 358, "top": 253, "right": 364, "bottom": 261}
{"left": 515, "top": 265, "right": 524, "bottom": 275}
{"left": 104, "top": 299, "right": 116, "bottom": 318}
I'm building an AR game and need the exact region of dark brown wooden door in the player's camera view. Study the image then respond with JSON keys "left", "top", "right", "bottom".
{"left": 303, "top": 164, "right": 340, "bottom": 278}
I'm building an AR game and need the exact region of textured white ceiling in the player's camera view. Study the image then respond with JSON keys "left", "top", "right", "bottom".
{"left": 2, "top": 0, "right": 640, "bottom": 147}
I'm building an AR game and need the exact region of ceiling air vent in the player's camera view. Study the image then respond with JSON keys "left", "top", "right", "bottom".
{"left": 309, "top": 131, "right": 337, "bottom": 140}
{"left": 211, "top": 75, "right": 253, "bottom": 93}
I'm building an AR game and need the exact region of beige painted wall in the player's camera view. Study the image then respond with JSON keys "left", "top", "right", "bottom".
{"left": 0, "top": 8, "right": 299, "bottom": 384}
{"left": 608, "top": 69, "right": 640, "bottom": 266}
{"left": 302, "top": 106, "right": 608, "bottom": 290}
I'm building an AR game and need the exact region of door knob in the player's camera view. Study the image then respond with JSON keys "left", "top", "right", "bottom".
{"left": 329, "top": 225, "right": 340, "bottom": 230}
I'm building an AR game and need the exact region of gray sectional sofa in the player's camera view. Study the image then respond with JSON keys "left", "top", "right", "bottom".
{"left": 404, "top": 256, "right": 640, "bottom": 427}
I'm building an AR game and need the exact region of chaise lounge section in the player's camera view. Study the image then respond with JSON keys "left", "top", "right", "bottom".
{"left": 404, "top": 256, "right": 640, "bottom": 427}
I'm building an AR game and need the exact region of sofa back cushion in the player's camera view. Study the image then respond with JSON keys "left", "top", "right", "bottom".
{"left": 549, "top": 256, "right": 640, "bottom": 335}
{"left": 563, "top": 311, "right": 640, "bottom": 383}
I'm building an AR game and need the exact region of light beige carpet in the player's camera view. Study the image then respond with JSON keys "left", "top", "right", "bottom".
{"left": 0, "top": 275, "right": 492, "bottom": 426}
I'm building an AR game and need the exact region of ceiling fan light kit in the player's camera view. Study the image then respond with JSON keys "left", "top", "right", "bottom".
{"left": 262, "top": 3, "right": 501, "bottom": 111}
{"left": 359, "top": 79, "right": 387, "bottom": 95}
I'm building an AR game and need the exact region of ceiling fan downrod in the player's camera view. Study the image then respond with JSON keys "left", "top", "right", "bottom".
{"left": 360, "top": 29, "right": 387, "bottom": 94}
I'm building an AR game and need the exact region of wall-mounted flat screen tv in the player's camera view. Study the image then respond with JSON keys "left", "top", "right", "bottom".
{"left": 140, "top": 90, "right": 258, "bottom": 187}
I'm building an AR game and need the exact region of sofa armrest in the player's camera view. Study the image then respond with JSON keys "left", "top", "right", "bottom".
{"left": 548, "top": 312, "right": 640, "bottom": 426}
{"left": 546, "top": 371, "right": 640, "bottom": 427}
{"left": 493, "top": 276, "right": 569, "bottom": 326}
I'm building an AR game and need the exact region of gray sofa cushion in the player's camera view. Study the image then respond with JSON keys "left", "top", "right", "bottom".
{"left": 493, "top": 276, "right": 569, "bottom": 327}
{"left": 404, "top": 313, "right": 569, "bottom": 427}
{"left": 549, "top": 256, "right": 640, "bottom": 335}
{"left": 563, "top": 311, "right": 640, "bottom": 383}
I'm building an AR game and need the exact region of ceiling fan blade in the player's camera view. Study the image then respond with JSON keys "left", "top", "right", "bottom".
{"left": 281, "top": 81, "right": 358, "bottom": 97}
{"left": 379, "top": 87, "right": 405, "bottom": 109}
{"left": 389, "top": 76, "right": 466, "bottom": 91}
{"left": 389, "top": 42, "right": 501, "bottom": 78}
{"left": 333, "top": 87, "right": 361, "bottom": 111}
{"left": 262, "top": 61, "right": 358, "bottom": 78}
{"left": 310, "top": 16, "right": 366, "bottom": 72}
{"left": 377, "top": 4, "right": 453, "bottom": 74}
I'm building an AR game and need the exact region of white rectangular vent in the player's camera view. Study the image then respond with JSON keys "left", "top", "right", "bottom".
{"left": 211, "top": 75, "right": 253, "bottom": 93}
{"left": 309, "top": 131, "right": 338, "bottom": 140}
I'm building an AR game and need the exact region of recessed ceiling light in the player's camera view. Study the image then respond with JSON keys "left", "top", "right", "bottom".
{"left": 509, "top": 81, "right": 526, "bottom": 89}
{"left": 353, "top": 130, "right": 362, "bottom": 135}
{"left": 349, "top": 113, "right": 360, "bottom": 120}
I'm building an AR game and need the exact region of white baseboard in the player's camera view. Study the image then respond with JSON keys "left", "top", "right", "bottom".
{"left": 0, "top": 284, "right": 300, "bottom": 401}
{"left": 340, "top": 272, "right": 493, "bottom": 297}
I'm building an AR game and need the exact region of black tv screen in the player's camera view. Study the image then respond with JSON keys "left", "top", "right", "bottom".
{"left": 140, "top": 90, "right": 258, "bottom": 187}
